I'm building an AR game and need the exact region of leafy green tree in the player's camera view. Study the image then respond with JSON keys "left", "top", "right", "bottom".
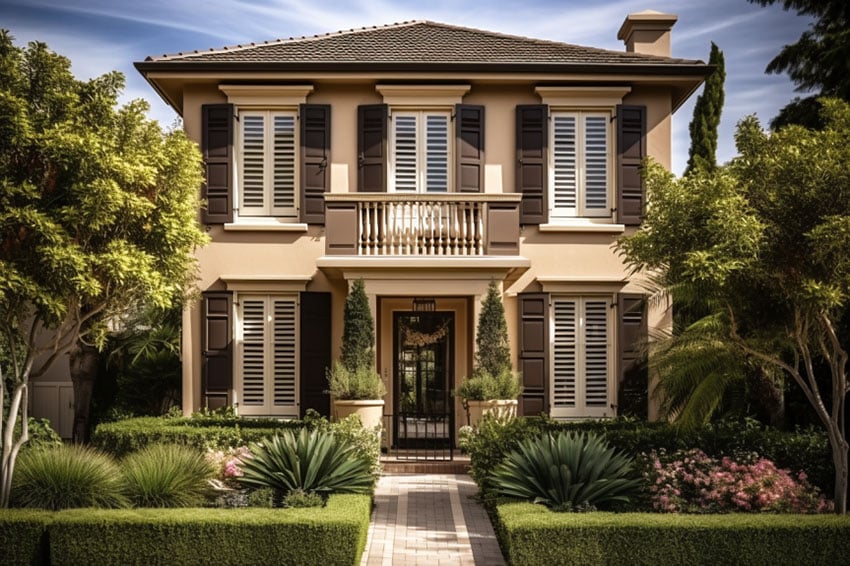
{"left": 0, "top": 32, "right": 207, "bottom": 507}
{"left": 619, "top": 98, "right": 850, "bottom": 512}
{"left": 475, "top": 280, "right": 512, "bottom": 378}
{"left": 341, "top": 279, "right": 375, "bottom": 372}
{"left": 685, "top": 43, "right": 725, "bottom": 175}
{"left": 749, "top": 0, "right": 850, "bottom": 129}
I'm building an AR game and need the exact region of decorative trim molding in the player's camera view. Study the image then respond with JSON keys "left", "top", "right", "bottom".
{"left": 536, "top": 275, "right": 627, "bottom": 294}
{"left": 221, "top": 275, "right": 312, "bottom": 292}
{"left": 376, "top": 84, "right": 470, "bottom": 106}
{"left": 218, "top": 84, "right": 314, "bottom": 106}
{"left": 535, "top": 86, "right": 631, "bottom": 107}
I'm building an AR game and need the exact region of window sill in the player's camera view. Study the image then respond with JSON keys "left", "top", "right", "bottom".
{"left": 224, "top": 221, "right": 308, "bottom": 232}
{"left": 538, "top": 223, "right": 625, "bottom": 234}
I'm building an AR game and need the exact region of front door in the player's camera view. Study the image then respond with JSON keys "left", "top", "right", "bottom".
{"left": 393, "top": 311, "right": 454, "bottom": 448}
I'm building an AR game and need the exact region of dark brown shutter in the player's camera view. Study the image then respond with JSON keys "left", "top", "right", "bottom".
{"left": 202, "top": 291, "right": 232, "bottom": 410}
{"left": 616, "top": 105, "right": 646, "bottom": 226}
{"left": 617, "top": 293, "right": 648, "bottom": 418}
{"left": 358, "top": 104, "right": 388, "bottom": 192}
{"left": 456, "top": 104, "right": 485, "bottom": 193}
{"left": 300, "top": 292, "right": 331, "bottom": 417}
{"left": 300, "top": 104, "right": 330, "bottom": 224}
{"left": 201, "top": 104, "right": 234, "bottom": 224}
{"left": 519, "top": 293, "right": 549, "bottom": 416}
{"left": 516, "top": 105, "right": 548, "bottom": 225}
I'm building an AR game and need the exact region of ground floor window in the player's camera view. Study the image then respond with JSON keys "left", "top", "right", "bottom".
{"left": 236, "top": 294, "right": 298, "bottom": 416}
{"left": 550, "top": 296, "right": 614, "bottom": 418}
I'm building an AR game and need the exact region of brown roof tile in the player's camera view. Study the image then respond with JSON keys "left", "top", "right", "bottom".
{"left": 143, "top": 20, "right": 702, "bottom": 67}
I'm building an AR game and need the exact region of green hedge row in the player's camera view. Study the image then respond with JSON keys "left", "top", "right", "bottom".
{"left": 497, "top": 503, "right": 850, "bottom": 566}
{"left": 91, "top": 416, "right": 308, "bottom": 456}
{"left": 464, "top": 417, "right": 833, "bottom": 496}
{"left": 1, "top": 494, "right": 370, "bottom": 566}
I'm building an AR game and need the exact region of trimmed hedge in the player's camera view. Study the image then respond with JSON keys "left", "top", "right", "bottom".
{"left": 497, "top": 504, "right": 850, "bottom": 566}
{"left": 91, "top": 416, "right": 307, "bottom": 457}
{"left": 3, "top": 495, "right": 370, "bottom": 566}
{"left": 0, "top": 510, "right": 52, "bottom": 565}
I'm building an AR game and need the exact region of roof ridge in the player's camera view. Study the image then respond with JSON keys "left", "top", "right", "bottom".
{"left": 145, "top": 19, "right": 686, "bottom": 63}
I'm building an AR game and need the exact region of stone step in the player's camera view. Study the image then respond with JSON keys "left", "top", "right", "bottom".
{"left": 381, "top": 460, "right": 471, "bottom": 474}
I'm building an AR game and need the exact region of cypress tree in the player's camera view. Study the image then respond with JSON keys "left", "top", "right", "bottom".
{"left": 475, "top": 280, "right": 511, "bottom": 377}
{"left": 341, "top": 279, "right": 375, "bottom": 371}
{"left": 685, "top": 42, "right": 725, "bottom": 175}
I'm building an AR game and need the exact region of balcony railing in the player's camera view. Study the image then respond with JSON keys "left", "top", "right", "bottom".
{"left": 324, "top": 193, "right": 521, "bottom": 257}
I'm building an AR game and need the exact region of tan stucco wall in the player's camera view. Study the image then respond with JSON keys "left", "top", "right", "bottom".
{"left": 175, "top": 73, "right": 681, "bottom": 419}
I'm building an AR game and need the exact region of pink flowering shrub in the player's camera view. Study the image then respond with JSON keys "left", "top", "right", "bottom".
{"left": 641, "top": 449, "right": 832, "bottom": 514}
{"left": 206, "top": 446, "right": 250, "bottom": 488}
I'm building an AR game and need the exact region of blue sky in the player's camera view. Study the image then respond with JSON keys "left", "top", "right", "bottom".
{"left": 0, "top": 0, "right": 812, "bottom": 174}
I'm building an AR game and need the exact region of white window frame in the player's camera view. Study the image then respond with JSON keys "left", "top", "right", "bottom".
{"left": 234, "top": 293, "right": 299, "bottom": 417}
{"left": 235, "top": 109, "right": 298, "bottom": 219}
{"left": 549, "top": 295, "right": 615, "bottom": 419}
{"left": 389, "top": 109, "right": 453, "bottom": 193}
{"left": 548, "top": 109, "right": 614, "bottom": 221}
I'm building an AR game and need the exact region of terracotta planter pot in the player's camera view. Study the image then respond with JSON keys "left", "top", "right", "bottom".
{"left": 333, "top": 399, "right": 385, "bottom": 430}
{"left": 466, "top": 399, "right": 518, "bottom": 427}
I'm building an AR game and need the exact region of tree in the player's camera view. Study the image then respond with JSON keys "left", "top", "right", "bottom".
{"left": 341, "top": 279, "right": 375, "bottom": 372}
{"left": 618, "top": 98, "right": 850, "bottom": 513}
{"left": 0, "top": 32, "right": 207, "bottom": 507}
{"left": 685, "top": 43, "right": 725, "bottom": 175}
{"left": 749, "top": 0, "right": 850, "bottom": 129}
{"left": 475, "top": 280, "right": 511, "bottom": 378}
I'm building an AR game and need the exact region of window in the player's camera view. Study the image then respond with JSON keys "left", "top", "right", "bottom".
{"left": 238, "top": 110, "right": 297, "bottom": 217}
{"left": 550, "top": 111, "right": 612, "bottom": 219}
{"left": 551, "top": 296, "right": 613, "bottom": 418}
{"left": 390, "top": 110, "right": 451, "bottom": 192}
{"left": 236, "top": 295, "right": 298, "bottom": 416}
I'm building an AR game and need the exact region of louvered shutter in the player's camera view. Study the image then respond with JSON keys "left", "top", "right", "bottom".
{"left": 617, "top": 105, "right": 646, "bottom": 225}
{"left": 202, "top": 292, "right": 232, "bottom": 409}
{"left": 271, "top": 114, "right": 297, "bottom": 215}
{"left": 551, "top": 114, "right": 577, "bottom": 215}
{"left": 300, "top": 292, "right": 331, "bottom": 417}
{"left": 358, "top": 104, "right": 388, "bottom": 192}
{"left": 393, "top": 114, "right": 417, "bottom": 192}
{"left": 516, "top": 105, "right": 548, "bottom": 224}
{"left": 300, "top": 104, "right": 330, "bottom": 224}
{"left": 617, "top": 293, "right": 648, "bottom": 418}
{"left": 456, "top": 104, "right": 484, "bottom": 193}
{"left": 425, "top": 114, "right": 449, "bottom": 192}
{"left": 201, "top": 104, "right": 233, "bottom": 224}
{"left": 583, "top": 114, "right": 609, "bottom": 215}
{"left": 551, "top": 298, "right": 612, "bottom": 418}
{"left": 519, "top": 293, "right": 549, "bottom": 416}
{"left": 239, "top": 113, "right": 267, "bottom": 214}
{"left": 238, "top": 296, "right": 298, "bottom": 416}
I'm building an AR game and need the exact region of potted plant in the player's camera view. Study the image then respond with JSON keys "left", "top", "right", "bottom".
{"left": 327, "top": 279, "right": 386, "bottom": 430}
{"left": 457, "top": 280, "right": 522, "bottom": 426}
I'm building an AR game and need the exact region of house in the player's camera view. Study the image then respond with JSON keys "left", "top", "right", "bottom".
{"left": 135, "top": 12, "right": 709, "bottom": 448}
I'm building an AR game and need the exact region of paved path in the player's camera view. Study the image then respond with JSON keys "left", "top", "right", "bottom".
{"left": 361, "top": 473, "right": 506, "bottom": 566}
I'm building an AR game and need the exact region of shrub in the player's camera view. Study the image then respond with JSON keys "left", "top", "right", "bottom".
{"left": 282, "top": 488, "right": 325, "bottom": 508}
{"left": 322, "top": 414, "right": 382, "bottom": 480}
{"left": 206, "top": 446, "right": 250, "bottom": 488}
{"left": 457, "top": 367, "right": 522, "bottom": 401}
{"left": 0, "top": 509, "right": 52, "bottom": 566}
{"left": 496, "top": 504, "right": 850, "bottom": 566}
{"left": 238, "top": 428, "right": 374, "bottom": 499}
{"left": 641, "top": 448, "right": 831, "bottom": 514}
{"left": 475, "top": 279, "right": 512, "bottom": 378}
{"left": 120, "top": 444, "right": 214, "bottom": 508}
{"left": 326, "top": 361, "right": 386, "bottom": 400}
{"left": 341, "top": 279, "right": 375, "bottom": 372}
{"left": 11, "top": 445, "right": 127, "bottom": 510}
{"left": 489, "top": 431, "right": 641, "bottom": 511}
{"left": 460, "top": 414, "right": 545, "bottom": 491}
{"left": 45, "top": 495, "right": 371, "bottom": 565}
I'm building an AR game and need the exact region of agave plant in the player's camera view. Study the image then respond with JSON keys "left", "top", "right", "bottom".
{"left": 488, "top": 431, "right": 641, "bottom": 511}
{"left": 11, "top": 445, "right": 128, "bottom": 510}
{"left": 120, "top": 444, "right": 214, "bottom": 507}
{"left": 237, "top": 428, "right": 374, "bottom": 496}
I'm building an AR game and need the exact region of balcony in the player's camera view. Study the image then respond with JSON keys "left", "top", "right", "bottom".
{"left": 323, "top": 193, "right": 522, "bottom": 257}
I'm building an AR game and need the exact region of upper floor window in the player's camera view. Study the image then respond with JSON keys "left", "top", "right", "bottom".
{"left": 390, "top": 110, "right": 452, "bottom": 193}
{"left": 550, "top": 111, "right": 612, "bottom": 219}
{"left": 238, "top": 110, "right": 297, "bottom": 218}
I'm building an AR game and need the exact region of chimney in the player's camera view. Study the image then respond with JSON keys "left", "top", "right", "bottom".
{"left": 617, "top": 10, "right": 678, "bottom": 57}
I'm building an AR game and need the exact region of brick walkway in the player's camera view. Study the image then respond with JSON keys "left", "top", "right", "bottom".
{"left": 360, "top": 473, "right": 505, "bottom": 566}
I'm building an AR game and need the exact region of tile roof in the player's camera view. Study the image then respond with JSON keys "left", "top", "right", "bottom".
{"left": 143, "top": 20, "right": 703, "bottom": 67}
